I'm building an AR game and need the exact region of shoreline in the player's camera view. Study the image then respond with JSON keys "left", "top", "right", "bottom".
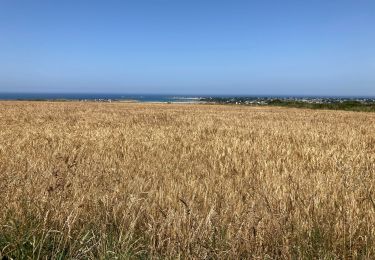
{"left": 0, "top": 99, "right": 207, "bottom": 105}
{"left": 1, "top": 99, "right": 374, "bottom": 112}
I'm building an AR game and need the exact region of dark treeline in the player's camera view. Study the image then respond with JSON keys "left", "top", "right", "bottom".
{"left": 268, "top": 99, "right": 375, "bottom": 112}
{"left": 201, "top": 97, "right": 375, "bottom": 112}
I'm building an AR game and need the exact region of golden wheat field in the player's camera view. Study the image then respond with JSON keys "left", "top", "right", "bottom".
{"left": 0, "top": 101, "right": 375, "bottom": 259}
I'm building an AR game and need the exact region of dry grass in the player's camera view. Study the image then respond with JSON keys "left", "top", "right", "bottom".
{"left": 0, "top": 101, "right": 375, "bottom": 259}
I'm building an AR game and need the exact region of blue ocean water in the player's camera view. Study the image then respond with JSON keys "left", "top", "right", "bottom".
{"left": 0, "top": 93, "right": 371, "bottom": 102}
{"left": 0, "top": 93, "right": 203, "bottom": 102}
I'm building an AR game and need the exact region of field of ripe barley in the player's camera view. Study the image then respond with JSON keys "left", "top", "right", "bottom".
{"left": 0, "top": 101, "right": 374, "bottom": 259}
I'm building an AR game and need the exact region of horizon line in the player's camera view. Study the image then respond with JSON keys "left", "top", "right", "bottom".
{"left": 0, "top": 91, "right": 374, "bottom": 98}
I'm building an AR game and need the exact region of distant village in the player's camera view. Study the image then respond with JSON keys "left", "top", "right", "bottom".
{"left": 200, "top": 96, "right": 375, "bottom": 105}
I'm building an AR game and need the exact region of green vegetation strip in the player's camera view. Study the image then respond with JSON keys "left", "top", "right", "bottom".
{"left": 268, "top": 100, "right": 375, "bottom": 112}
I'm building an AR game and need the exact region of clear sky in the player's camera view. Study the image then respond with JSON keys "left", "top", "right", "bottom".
{"left": 0, "top": 0, "right": 374, "bottom": 96}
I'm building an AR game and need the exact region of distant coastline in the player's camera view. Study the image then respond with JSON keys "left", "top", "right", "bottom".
{"left": 0, "top": 93, "right": 204, "bottom": 103}
{"left": 1, "top": 93, "right": 375, "bottom": 111}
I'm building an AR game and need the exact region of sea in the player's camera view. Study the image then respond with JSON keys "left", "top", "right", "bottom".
{"left": 0, "top": 93, "right": 204, "bottom": 103}
{"left": 0, "top": 93, "right": 372, "bottom": 102}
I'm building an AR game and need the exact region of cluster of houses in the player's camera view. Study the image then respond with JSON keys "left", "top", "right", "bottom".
{"left": 201, "top": 96, "right": 375, "bottom": 105}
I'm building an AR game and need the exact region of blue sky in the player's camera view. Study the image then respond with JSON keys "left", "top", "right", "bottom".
{"left": 0, "top": 0, "right": 374, "bottom": 96}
